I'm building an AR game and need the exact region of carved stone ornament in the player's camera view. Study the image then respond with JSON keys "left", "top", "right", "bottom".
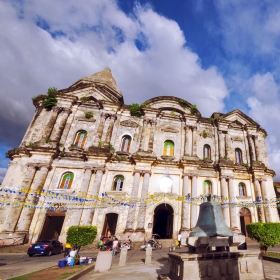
{"left": 120, "top": 120, "right": 139, "bottom": 127}
{"left": 161, "top": 126, "right": 179, "bottom": 133}
{"left": 231, "top": 136, "right": 243, "bottom": 142}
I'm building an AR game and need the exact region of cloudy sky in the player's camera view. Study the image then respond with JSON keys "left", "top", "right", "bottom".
{"left": 1, "top": 0, "right": 280, "bottom": 182}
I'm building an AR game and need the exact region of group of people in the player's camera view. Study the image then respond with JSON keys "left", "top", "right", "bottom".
{"left": 64, "top": 242, "right": 80, "bottom": 266}
{"left": 98, "top": 236, "right": 119, "bottom": 256}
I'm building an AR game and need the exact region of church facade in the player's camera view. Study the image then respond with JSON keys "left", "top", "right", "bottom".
{"left": 0, "top": 68, "right": 279, "bottom": 243}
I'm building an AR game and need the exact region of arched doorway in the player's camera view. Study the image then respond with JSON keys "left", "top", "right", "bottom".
{"left": 153, "top": 204, "right": 174, "bottom": 239}
{"left": 239, "top": 207, "right": 251, "bottom": 236}
{"left": 102, "top": 213, "right": 118, "bottom": 236}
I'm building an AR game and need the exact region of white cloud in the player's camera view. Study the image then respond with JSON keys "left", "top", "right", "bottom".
{"left": 246, "top": 73, "right": 280, "bottom": 179}
{"left": 0, "top": 168, "right": 7, "bottom": 183}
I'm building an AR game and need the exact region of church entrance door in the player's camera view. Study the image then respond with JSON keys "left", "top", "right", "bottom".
{"left": 239, "top": 207, "right": 251, "bottom": 236}
{"left": 39, "top": 212, "right": 65, "bottom": 240}
{"left": 153, "top": 204, "right": 173, "bottom": 239}
{"left": 102, "top": 213, "right": 118, "bottom": 236}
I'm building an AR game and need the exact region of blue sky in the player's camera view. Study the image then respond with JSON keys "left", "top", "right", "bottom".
{"left": 0, "top": 0, "right": 280, "bottom": 182}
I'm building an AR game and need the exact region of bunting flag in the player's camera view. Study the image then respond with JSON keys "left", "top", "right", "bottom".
{"left": 0, "top": 186, "right": 279, "bottom": 210}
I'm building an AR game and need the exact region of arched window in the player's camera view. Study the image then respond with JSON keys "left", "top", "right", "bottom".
{"left": 204, "top": 180, "right": 212, "bottom": 195}
{"left": 238, "top": 183, "right": 246, "bottom": 196}
{"left": 74, "top": 131, "right": 87, "bottom": 148}
{"left": 163, "top": 140, "right": 174, "bottom": 156}
{"left": 59, "top": 172, "right": 74, "bottom": 189}
{"left": 112, "top": 175, "right": 124, "bottom": 191}
{"left": 203, "top": 145, "right": 211, "bottom": 160}
{"left": 235, "top": 148, "right": 242, "bottom": 164}
{"left": 120, "top": 135, "right": 132, "bottom": 152}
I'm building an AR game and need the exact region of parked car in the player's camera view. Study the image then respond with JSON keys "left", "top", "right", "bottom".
{"left": 28, "top": 240, "right": 63, "bottom": 257}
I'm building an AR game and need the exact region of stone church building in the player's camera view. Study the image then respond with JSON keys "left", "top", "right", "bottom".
{"left": 0, "top": 68, "right": 279, "bottom": 243}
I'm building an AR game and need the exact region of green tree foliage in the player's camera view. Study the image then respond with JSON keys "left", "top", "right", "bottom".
{"left": 246, "top": 222, "right": 280, "bottom": 254}
{"left": 32, "top": 87, "right": 59, "bottom": 109}
{"left": 130, "top": 103, "right": 144, "bottom": 117}
{"left": 66, "top": 226, "right": 97, "bottom": 252}
{"left": 85, "top": 111, "right": 93, "bottom": 119}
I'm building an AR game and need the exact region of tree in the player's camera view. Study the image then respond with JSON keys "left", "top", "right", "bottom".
{"left": 246, "top": 222, "right": 280, "bottom": 254}
{"left": 66, "top": 226, "right": 97, "bottom": 254}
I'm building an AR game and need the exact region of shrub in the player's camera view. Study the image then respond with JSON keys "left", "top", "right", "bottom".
{"left": 32, "top": 94, "right": 45, "bottom": 102}
{"left": 202, "top": 130, "right": 207, "bottom": 138}
{"left": 190, "top": 104, "right": 198, "bottom": 115}
{"left": 178, "top": 99, "right": 189, "bottom": 109}
{"left": 66, "top": 226, "right": 97, "bottom": 253}
{"left": 80, "top": 96, "right": 89, "bottom": 102}
{"left": 42, "top": 97, "right": 58, "bottom": 109}
{"left": 47, "top": 87, "right": 58, "bottom": 97}
{"left": 98, "top": 141, "right": 104, "bottom": 148}
{"left": 85, "top": 111, "right": 93, "bottom": 119}
{"left": 130, "top": 103, "right": 144, "bottom": 117}
{"left": 246, "top": 222, "right": 280, "bottom": 254}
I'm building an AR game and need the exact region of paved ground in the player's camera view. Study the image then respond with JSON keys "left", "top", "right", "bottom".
{"left": 0, "top": 245, "right": 280, "bottom": 280}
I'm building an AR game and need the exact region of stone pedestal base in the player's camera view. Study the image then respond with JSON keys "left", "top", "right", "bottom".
{"left": 169, "top": 251, "right": 265, "bottom": 280}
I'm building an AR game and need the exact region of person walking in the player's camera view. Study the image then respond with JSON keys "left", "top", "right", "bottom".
{"left": 112, "top": 237, "right": 119, "bottom": 257}
{"left": 177, "top": 232, "right": 182, "bottom": 249}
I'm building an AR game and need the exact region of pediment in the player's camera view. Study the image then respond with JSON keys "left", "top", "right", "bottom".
{"left": 143, "top": 96, "right": 197, "bottom": 115}
{"left": 220, "top": 109, "right": 259, "bottom": 127}
{"left": 120, "top": 120, "right": 139, "bottom": 128}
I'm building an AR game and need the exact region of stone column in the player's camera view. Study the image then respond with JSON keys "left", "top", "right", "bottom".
{"left": 253, "top": 136, "right": 261, "bottom": 162}
{"left": 136, "top": 171, "right": 151, "bottom": 230}
{"left": 260, "top": 179, "right": 270, "bottom": 222}
{"left": 3, "top": 164, "right": 37, "bottom": 232}
{"left": 225, "top": 132, "right": 231, "bottom": 158}
{"left": 125, "top": 170, "right": 141, "bottom": 231}
{"left": 50, "top": 108, "right": 72, "bottom": 142}
{"left": 190, "top": 175, "right": 198, "bottom": 228}
{"left": 221, "top": 176, "right": 230, "bottom": 227}
{"left": 181, "top": 174, "right": 190, "bottom": 230}
{"left": 68, "top": 167, "right": 93, "bottom": 227}
{"left": 80, "top": 168, "right": 105, "bottom": 225}
{"left": 43, "top": 107, "right": 61, "bottom": 140}
{"left": 192, "top": 127, "right": 197, "bottom": 156}
{"left": 93, "top": 114, "right": 106, "bottom": 146}
{"left": 16, "top": 165, "right": 51, "bottom": 232}
{"left": 148, "top": 121, "right": 156, "bottom": 152}
{"left": 254, "top": 179, "right": 265, "bottom": 222}
{"left": 104, "top": 115, "right": 116, "bottom": 146}
{"left": 248, "top": 134, "right": 256, "bottom": 162}
{"left": 139, "top": 120, "right": 147, "bottom": 151}
{"left": 184, "top": 126, "right": 190, "bottom": 156}
{"left": 228, "top": 177, "right": 238, "bottom": 229}
{"left": 218, "top": 131, "right": 225, "bottom": 159}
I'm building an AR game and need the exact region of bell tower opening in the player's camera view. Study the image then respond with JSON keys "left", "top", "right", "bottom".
{"left": 102, "top": 213, "right": 118, "bottom": 236}
{"left": 153, "top": 204, "right": 173, "bottom": 239}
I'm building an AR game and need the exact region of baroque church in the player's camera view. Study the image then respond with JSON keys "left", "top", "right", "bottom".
{"left": 0, "top": 68, "right": 279, "bottom": 244}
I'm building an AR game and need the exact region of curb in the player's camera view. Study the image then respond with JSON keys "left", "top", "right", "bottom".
{"left": 262, "top": 255, "right": 280, "bottom": 263}
{"left": 65, "top": 264, "right": 95, "bottom": 280}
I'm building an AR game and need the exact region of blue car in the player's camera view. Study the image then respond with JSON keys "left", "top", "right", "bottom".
{"left": 28, "top": 240, "right": 63, "bottom": 257}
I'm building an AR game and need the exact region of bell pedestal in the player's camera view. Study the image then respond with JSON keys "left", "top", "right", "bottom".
{"left": 168, "top": 251, "right": 265, "bottom": 280}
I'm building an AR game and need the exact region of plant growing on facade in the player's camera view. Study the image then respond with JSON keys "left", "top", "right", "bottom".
{"left": 115, "top": 155, "right": 122, "bottom": 162}
{"left": 45, "top": 138, "right": 52, "bottom": 143}
{"left": 190, "top": 104, "right": 198, "bottom": 115}
{"left": 32, "top": 94, "right": 45, "bottom": 102}
{"left": 209, "top": 117, "right": 215, "bottom": 123}
{"left": 80, "top": 96, "right": 89, "bottom": 102}
{"left": 42, "top": 87, "right": 59, "bottom": 109}
{"left": 141, "top": 101, "right": 148, "bottom": 108}
{"left": 170, "top": 111, "right": 177, "bottom": 117}
{"left": 98, "top": 141, "right": 104, "bottom": 148}
{"left": 70, "top": 143, "right": 77, "bottom": 147}
{"left": 246, "top": 222, "right": 280, "bottom": 254}
{"left": 85, "top": 111, "right": 93, "bottom": 119}
{"left": 130, "top": 103, "right": 144, "bottom": 117}
{"left": 66, "top": 226, "right": 97, "bottom": 254}
{"left": 202, "top": 130, "right": 207, "bottom": 138}
{"left": 243, "top": 163, "right": 249, "bottom": 168}
{"left": 109, "top": 144, "right": 115, "bottom": 151}
{"left": 178, "top": 99, "right": 189, "bottom": 109}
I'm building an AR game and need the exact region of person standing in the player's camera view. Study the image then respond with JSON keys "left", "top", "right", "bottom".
{"left": 112, "top": 237, "right": 119, "bottom": 257}
{"left": 177, "top": 232, "right": 182, "bottom": 249}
